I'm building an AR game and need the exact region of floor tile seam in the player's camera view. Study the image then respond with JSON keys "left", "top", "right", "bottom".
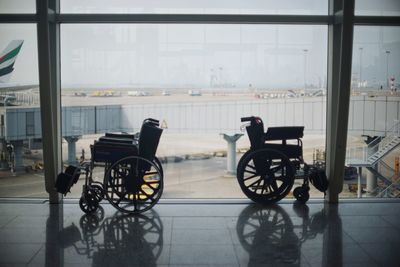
{"left": 25, "top": 244, "right": 44, "bottom": 266}
{"left": 167, "top": 216, "right": 174, "bottom": 266}
{"left": 0, "top": 214, "right": 18, "bottom": 229}
{"left": 355, "top": 242, "right": 385, "bottom": 267}
{"left": 344, "top": 228, "right": 400, "bottom": 264}
{"left": 301, "top": 241, "right": 377, "bottom": 265}
{"left": 299, "top": 250, "right": 313, "bottom": 267}
{"left": 226, "top": 223, "right": 241, "bottom": 266}
{"left": 379, "top": 215, "right": 400, "bottom": 229}
{"left": 342, "top": 228, "right": 363, "bottom": 245}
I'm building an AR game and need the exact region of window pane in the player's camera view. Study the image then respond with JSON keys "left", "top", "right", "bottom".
{"left": 0, "top": 0, "right": 35, "bottom": 14}
{"left": 344, "top": 26, "right": 400, "bottom": 199}
{"left": 0, "top": 24, "right": 43, "bottom": 197}
{"left": 61, "top": 0, "right": 328, "bottom": 15}
{"left": 356, "top": 0, "right": 400, "bottom": 16}
{"left": 61, "top": 24, "right": 328, "bottom": 199}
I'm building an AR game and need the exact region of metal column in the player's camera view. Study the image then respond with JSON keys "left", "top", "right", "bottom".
{"left": 64, "top": 136, "right": 81, "bottom": 166}
{"left": 221, "top": 133, "right": 243, "bottom": 175}
{"left": 10, "top": 140, "right": 24, "bottom": 172}
{"left": 325, "top": 0, "right": 355, "bottom": 203}
{"left": 36, "top": 0, "right": 62, "bottom": 203}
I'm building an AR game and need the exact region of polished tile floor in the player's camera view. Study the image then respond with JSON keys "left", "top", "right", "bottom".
{"left": 0, "top": 200, "right": 399, "bottom": 267}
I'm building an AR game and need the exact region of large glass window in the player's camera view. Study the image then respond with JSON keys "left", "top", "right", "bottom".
{"left": 61, "top": 0, "right": 328, "bottom": 15}
{"left": 356, "top": 0, "right": 400, "bottom": 16}
{"left": 0, "top": 24, "right": 43, "bottom": 197}
{"left": 61, "top": 24, "right": 328, "bottom": 199}
{"left": 0, "top": 0, "right": 35, "bottom": 14}
{"left": 345, "top": 26, "right": 400, "bottom": 198}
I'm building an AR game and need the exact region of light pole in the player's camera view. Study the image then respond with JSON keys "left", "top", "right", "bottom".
{"left": 303, "top": 49, "right": 308, "bottom": 92}
{"left": 359, "top": 47, "right": 363, "bottom": 88}
{"left": 386, "top": 50, "right": 390, "bottom": 89}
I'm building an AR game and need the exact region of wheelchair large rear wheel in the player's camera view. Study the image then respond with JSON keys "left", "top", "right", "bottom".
{"left": 104, "top": 156, "right": 163, "bottom": 214}
{"left": 237, "top": 148, "right": 295, "bottom": 204}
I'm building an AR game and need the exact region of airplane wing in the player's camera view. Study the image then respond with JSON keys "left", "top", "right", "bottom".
{"left": 0, "top": 84, "right": 38, "bottom": 93}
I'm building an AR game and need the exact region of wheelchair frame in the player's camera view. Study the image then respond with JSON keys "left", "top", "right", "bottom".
{"left": 237, "top": 116, "right": 327, "bottom": 203}
{"left": 78, "top": 118, "right": 164, "bottom": 214}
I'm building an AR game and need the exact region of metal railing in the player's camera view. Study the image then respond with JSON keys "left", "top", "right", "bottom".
{"left": 346, "top": 120, "right": 400, "bottom": 165}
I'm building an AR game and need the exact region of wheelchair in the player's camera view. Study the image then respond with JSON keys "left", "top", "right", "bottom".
{"left": 56, "top": 118, "right": 163, "bottom": 214}
{"left": 237, "top": 116, "right": 328, "bottom": 204}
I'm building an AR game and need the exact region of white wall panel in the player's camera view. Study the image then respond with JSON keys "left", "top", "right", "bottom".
{"left": 386, "top": 101, "right": 398, "bottom": 130}
{"left": 363, "top": 101, "right": 375, "bottom": 132}
{"left": 5, "top": 96, "right": 400, "bottom": 141}
{"left": 375, "top": 101, "right": 386, "bottom": 132}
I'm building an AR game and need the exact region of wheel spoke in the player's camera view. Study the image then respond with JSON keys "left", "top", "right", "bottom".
{"left": 270, "top": 164, "right": 283, "bottom": 173}
{"left": 254, "top": 179, "right": 262, "bottom": 193}
{"left": 144, "top": 182, "right": 157, "bottom": 190}
{"left": 140, "top": 189, "right": 154, "bottom": 201}
{"left": 133, "top": 193, "right": 138, "bottom": 211}
{"left": 146, "top": 180, "right": 160, "bottom": 184}
{"left": 270, "top": 179, "right": 279, "bottom": 192}
{"left": 145, "top": 171, "right": 159, "bottom": 176}
{"left": 243, "top": 173, "right": 259, "bottom": 181}
{"left": 246, "top": 178, "right": 263, "bottom": 189}
{"left": 105, "top": 156, "right": 163, "bottom": 213}
{"left": 246, "top": 164, "right": 256, "bottom": 171}
{"left": 260, "top": 180, "right": 267, "bottom": 195}
{"left": 244, "top": 169, "right": 257, "bottom": 175}
{"left": 116, "top": 192, "right": 127, "bottom": 205}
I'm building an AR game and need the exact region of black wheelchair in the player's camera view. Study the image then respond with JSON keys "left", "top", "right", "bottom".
{"left": 237, "top": 116, "right": 328, "bottom": 203}
{"left": 56, "top": 118, "right": 163, "bottom": 214}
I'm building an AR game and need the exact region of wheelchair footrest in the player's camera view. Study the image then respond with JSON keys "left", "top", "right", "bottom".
{"left": 55, "top": 166, "right": 81, "bottom": 195}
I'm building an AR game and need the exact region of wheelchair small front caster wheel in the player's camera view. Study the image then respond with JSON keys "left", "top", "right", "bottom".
{"left": 293, "top": 186, "right": 310, "bottom": 203}
{"left": 79, "top": 194, "right": 99, "bottom": 214}
{"left": 90, "top": 183, "right": 105, "bottom": 202}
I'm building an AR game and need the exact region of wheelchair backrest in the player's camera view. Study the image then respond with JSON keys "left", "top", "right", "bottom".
{"left": 245, "top": 118, "right": 265, "bottom": 149}
{"left": 138, "top": 119, "right": 163, "bottom": 160}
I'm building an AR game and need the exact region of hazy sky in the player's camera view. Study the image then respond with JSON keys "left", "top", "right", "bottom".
{"left": 0, "top": 0, "right": 399, "bottom": 89}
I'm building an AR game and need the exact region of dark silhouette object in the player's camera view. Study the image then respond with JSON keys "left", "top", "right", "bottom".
{"left": 58, "top": 209, "right": 163, "bottom": 267}
{"left": 237, "top": 116, "right": 328, "bottom": 204}
{"left": 236, "top": 204, "right": 328, "bottom": 267}
{"left": 55, "top": 165, "right": 81, "bottom": 195}
{"left": 56, "top": 118, "right": 163, "bottom": 214}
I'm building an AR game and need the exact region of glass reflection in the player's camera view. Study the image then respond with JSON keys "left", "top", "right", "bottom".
{"left": 236, "top": 203, "right": 336, "bottom": 267}
{"left": 58, "top": 207, "right": 163, "bottom": 267}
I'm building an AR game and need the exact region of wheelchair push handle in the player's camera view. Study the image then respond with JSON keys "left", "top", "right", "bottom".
{"left": 240, "top": 116, "right": 263, "bottom": 124}
{"left": 241, "top": 117, "right": 253, "bottom": 122}
{"left": 143, "top": 118, "right": 160, "bottom": 126}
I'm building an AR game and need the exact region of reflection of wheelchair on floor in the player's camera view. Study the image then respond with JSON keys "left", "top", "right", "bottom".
{"left": 56, "top": 118, "right": 164, "bottom": 214}
{"left": 236, "top": 204, "right": 327, "bottom": 266}
{"left": 59, "top": 209, "right": 163, "bottom": 267}
{"left": 237, "top": 116, "right": 328, "bottom": 204}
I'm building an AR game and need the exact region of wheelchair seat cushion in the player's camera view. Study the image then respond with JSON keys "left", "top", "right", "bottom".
{"left": 265, "top": 126, "right": 304, "bottom": 141}
{"left": 99, "top": 136, "right": 138, "bottom": 145}
{"left": 91, "top": 140, "right": 138, "bottom": 163}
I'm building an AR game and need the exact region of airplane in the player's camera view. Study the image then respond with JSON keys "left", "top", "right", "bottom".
{"left": 0, "top": 40, "right": 38, "bottom": 93}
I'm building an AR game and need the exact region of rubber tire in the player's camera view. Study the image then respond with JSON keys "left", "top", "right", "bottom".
{"left": 293, "top": 186, "right": 310, "bottom": 203}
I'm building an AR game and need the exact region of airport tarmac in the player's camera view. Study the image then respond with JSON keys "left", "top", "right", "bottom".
{"left": 61, "top": 92, "right": 263, "bottom": 106}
